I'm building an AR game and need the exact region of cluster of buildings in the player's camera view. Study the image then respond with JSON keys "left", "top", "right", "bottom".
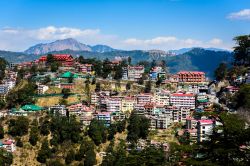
{"left": 184, "top": 116, "right": 223, "bottom": 143}
{"left": 0, "top": 70, "right": 17, "bottom": 101}
{"left": 87, "top": 81, "right": 217, "bottom": 130}
{"left": 1, "top": 52, "right": 249, "bottom": 157}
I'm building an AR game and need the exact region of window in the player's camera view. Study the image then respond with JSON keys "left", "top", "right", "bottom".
{"left": 203, "top": 126, "right": 205, "bottom": 129}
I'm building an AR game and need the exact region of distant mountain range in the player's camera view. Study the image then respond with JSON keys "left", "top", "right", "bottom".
{"left": 170, "top": 47, "right": 231, "bottom": 55}
{"left": 24, "top": 38, "right": 117, "bottom": 55}
{"left": 0, "top": 38, "right": 233, "bottom": 78}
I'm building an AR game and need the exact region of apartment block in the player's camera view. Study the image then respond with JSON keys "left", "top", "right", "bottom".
{"left": 122, "top": 65, "right": 144, "bottom": 81}
{"left": 154, "top": 90, "right": 170, "bottom": 106}
{"left": 121, "top": 96, "right": 136, "bottom": 113}
{"left": 137, "top": 93, "right": 152, "bottom": 105}
{"left": 197, "top": 119, "right": 214, "bottom": 142}
{"left": 170, "top": 93, "right": 195, "bottom": 108}
{"left": 0, "top": 84, "right": 8, "bottom": 94}
{"left": 106, "top": 97, "right": 122, "bottom": 112}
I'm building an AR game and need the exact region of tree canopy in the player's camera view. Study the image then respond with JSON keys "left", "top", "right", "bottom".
{"left": 233, "top": 35, "right": 250, "bottom": 66}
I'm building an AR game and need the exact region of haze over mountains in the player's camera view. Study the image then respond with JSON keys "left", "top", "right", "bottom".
{"left": 0, "top": 38, "right": 233, "bottom": 78}
{"left": 23, "top": 38, "right": 231, "bottom": 55}
{"left": 24, "top": 38, "right": 116, "bottom": 54}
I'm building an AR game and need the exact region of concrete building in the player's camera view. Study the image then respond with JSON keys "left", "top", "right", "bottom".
{"left": 91, "top": 92, "right": 99, "bottom": 106}
{"left": 154, "top": 90, "right": 170, "bottom": 106}
{"left": 170, "top": 93, "right": 195, "bottom": 108}
{"left": 186, "top": 117, "right": 198, "bottom": 130}
{"left": 0, "top": 84, "right": 8, "bottom": 95}
{"left": 49, "top": 105, "right": 67, "bottom": 116}
{"left": 37, "top": 85, "right": 49, "bottom": 94}
{"left": 197, "top": 119, "right": 214, "bottom": 142}
{"left": 150, "top": 114, "right": 172, "bottom": 129}
{"left": 77, "top": 63, "right": 93, "bottom": 74}
{"left": 110, "top": 111, "right": 126, "bottom": 122}
{"left": 149, "top": 66, "right": 165, "bottom": 80}
{"left": 4, "top": 79, "right": 16, "bottom": 91}
{"left": 94, "top": 112, "right": 111, "bottom": 126}
{"left": 165, "top": 106, "right": 191, "bottom": 123}
{"left": 106, "top": 97, "right": 122, "bottom": 112}
{"left": 121, "top": 96, "right": 136, "bottom": 113}
{"left": 137, "top": 93, "right": 152, "bottom": 105}
{"left": 123, "top": 65, "right": 145, "bottom": 81}
{"left": 178, "top": 71, "right": 205, "bottom": 83}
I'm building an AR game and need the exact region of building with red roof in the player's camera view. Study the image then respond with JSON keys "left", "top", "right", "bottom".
{"left": 197, "top": 119, "right": 214, "bottom": 142}
{"left": 170, "top": 93, "right": 195, "bottom": 108}
{"left": 39, "top": 54, "right": 74, "bottom": 67}
{"left": 178, "top": 71, "right": 205, "bottom": 83}
{"left": 0, "top": 139, "right": 16, "bottom": 152}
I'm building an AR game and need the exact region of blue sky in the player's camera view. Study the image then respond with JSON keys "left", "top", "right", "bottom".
{"left": 0, "top": 0, "right": 249, "bottom": 51}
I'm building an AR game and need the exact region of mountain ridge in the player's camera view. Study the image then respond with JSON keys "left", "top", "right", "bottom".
{"left": 24, "top": 38, "right": 117, "bottom": 54}
{"left": 0, "top": 38, "right": 233, "bottom": 78}
{"left": 24, "top": 38, "right": 231, "bottom": 55}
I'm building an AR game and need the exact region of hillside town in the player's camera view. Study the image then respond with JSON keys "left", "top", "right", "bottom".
{"left": 0, "top": 32, "right": 250, "bottom": 166}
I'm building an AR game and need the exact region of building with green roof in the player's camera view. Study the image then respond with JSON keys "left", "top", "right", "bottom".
{"left": 21, "top": 104, "right": 43, "bottom": 111}
{"left": 60, "top": 71, "right": 78, "bottom": 78}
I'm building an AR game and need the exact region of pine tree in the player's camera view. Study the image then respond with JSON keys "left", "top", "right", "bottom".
{"left": 84, "top": 149, "right": 96, "bottom": 166}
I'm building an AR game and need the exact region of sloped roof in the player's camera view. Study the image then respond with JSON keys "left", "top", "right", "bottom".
{"left": 21, "top": 104, "right": 42, "bottom": 111}
{"left": 60, "top": 71, "right": 78, "bottom": 78}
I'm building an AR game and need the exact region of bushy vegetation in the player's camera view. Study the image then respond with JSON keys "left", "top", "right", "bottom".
{"left": 127, "top": 112, "right": 150, "bottom": 143}
{"left": 0, "top": 149, "right": 13, "bottom": 165}
{"left": 6, "top": 80, "right": 37, "bottom": 108}
{"left": 102, "top": 140, "right": 166, "bottom": 166}
{"left": 0, "top": 57, "right": 8, "bottom": 81}
{"left": 8, "top": 116, "right": 29, "bottom": 136}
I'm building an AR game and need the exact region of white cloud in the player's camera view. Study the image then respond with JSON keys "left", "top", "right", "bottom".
{"left": 208, "top": 38, "right": 223, "bottom": 45}
{"left": 33, "top": 26, "right": 100, "bottom": 40}
{"left": 0, "top": 26, "right": 233, "bottom": 51}
{"left": 227, "top": 9, "right": 250, "bottom": 20}
{"left": 0, "top": 26, "right": 117, "bottom": 51}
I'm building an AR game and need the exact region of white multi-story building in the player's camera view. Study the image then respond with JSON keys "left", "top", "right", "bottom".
{"left": 94, "top": 112, "right": 111, "bottom": 126}
{"left": 49, "top": 105, "right": 67, "bottom": 116}
{"left": 179, "top": 107, "right": 191, "bottom": 122}
{"left": 154, "top": 90, "right": 170, "bottom": 106}
{"left": 197, "top": 119, "right": 214, "bottom": 142}
{"left": 0, "top": 84, "right": 8, "bottom": 94}
{"left": 170, "top": 93, "right": 195, "bottom": 108}
{"left": 37, "top": 85, "right": 49, "bottom": 94}
{"left": 106, "top": 97, "right": 122, "bottom": 112}
{"left": 121, "top": 96, "right": 136, "bottom": 113}
{"left": 91, "top": 92, "right": 99, "bottom": 105}
{"left": 123, "top": 65, "right": 144, "bottom": 81}
{"left": 4, "top": 79, "right": 16, "bottom": 91}
{"left": 122, "top": 67, "right": 128, "bottom": 80}
{"left": 165, "top": 106, "right": 191, "bottom": 123}
{"left": 78, "top": 64, "right": 93, "bottom": 74}
{"left": 150, "top": 114, "right": 172, "bottom": 129}
{"left": 137, "top": 93, "right": 152, "bottom": 105}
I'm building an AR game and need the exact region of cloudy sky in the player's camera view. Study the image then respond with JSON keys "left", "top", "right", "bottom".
{"left": 0, "top": 0, "right": 249, "bottom": 51}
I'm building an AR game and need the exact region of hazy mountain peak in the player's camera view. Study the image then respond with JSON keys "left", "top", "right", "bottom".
{"left": 24, "top": 38, "right": 117, "bottom": 55}
{"left": 24, "top": 38, "right": 92, "bottom": 55}
{"left": 170, "top": 47, "right": 231, "bottom": 55}
{"left": 91, "top": 44, "right": 116, "bottom": 53}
